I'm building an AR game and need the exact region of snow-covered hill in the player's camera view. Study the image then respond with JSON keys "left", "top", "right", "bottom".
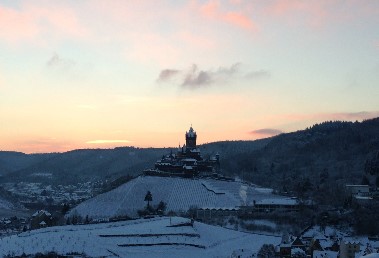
{"left": 0, "top": 217, "right": 281, "bottom": 257}
{"left": 69, "top": 175, "right": 286, "bottom": 219}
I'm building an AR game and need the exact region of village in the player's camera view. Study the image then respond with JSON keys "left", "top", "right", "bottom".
{"left": 0, "top": 127, "right": 377, "bottom": 257}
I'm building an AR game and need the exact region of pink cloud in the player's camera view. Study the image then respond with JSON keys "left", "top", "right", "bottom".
{"left": 199, "top": 0, "right": 257, "bottom": 31}
{"left": 0, "top": 2, "right": 88, "bottom": 45}
{"left": 261, "top": 0, "right": 379, "bottom": 29}
{"left": 11, "top": 138, "right": 76, "bottom": 154}
{"left": 224, "top": 11, "right": 256, "bottom": 30}
{"left": 0, "top": 5, "right": 39, "bottom": 43}
{"left": 198, "top": 0, "right": 373, "bottom": 32}
{"left": 200, "top": 0, "right": 219, "bottom": 18}
{"left": 249, "top": 128, "right": 283, "bottom": 138}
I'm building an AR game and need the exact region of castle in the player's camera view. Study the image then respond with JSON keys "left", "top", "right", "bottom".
{"left": 144, "top": 126, "right": 220, "bottom": 178}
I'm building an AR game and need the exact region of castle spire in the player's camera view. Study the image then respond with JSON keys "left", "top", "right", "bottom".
{"left": 185, "top": 125, "right": 197, "bottom": 150}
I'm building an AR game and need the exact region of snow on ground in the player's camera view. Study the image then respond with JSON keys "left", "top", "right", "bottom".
{"left": 70, "top": 176, "right": 286, "bottom": 219}
{"left": 0, "top": 216, "right": 281, "bottom": 257}
{"left": 251, "top": 219, "right": 277, "bottom": 228}
{"left": 0, "top": 198, "right": 16, "bottom": 210}
{"left": 313, "top": 250, "right": 338, "bottom": 258}
{"left": 361, "top": 254, "right": 379, "bottom": 258}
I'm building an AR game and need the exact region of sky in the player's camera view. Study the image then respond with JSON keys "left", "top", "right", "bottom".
{"left": 0, "top": 0, "right": 378, "bottom": 153}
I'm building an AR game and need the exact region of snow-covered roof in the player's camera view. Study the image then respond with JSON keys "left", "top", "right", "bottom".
{"left": 292, "top": 248, "right": 305, "bottom": 254}
{"left": 354, "top": 196, "right": 373, "bottom": 200}
{"left": 342, "top": 240, "right": 361, "bottom": 245}
{"left": 39, "top": 221, "right": 46, "bottom": 225}
{"left": 302, "top": 225, "right": 347, "bottom": 240}
{"left": 198, "top": 207, "right": 240, "bottom": 210}
{"left": 255, "top": 198, "right": 298, "bottom": 206}
{"left": 318, "top": 239, "right": 332, "bottom": 249}
{"left": 182, "top": 158, "right": 197, "bottom": 162}
{"left": 32, "top": 210, "right": 52, "bottom": 217}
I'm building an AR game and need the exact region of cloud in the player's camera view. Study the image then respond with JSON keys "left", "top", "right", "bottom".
{"left": 261, "top": 1, "right": 379, "bottom": 29}
{"left": 0, "top": 2, "right": 88, "bottom": 45}
{"left": 47, "top": 53, "right": 75, "bottom": 69}
{"left": 249, "top": 128, "right": 284, "bottom": 137}
{"left": 199, "top": 0, "right": 257, "bottom": 31}
{"left": 217, "top": 62, "right": 241, "bottom": 75}
{"left": 86, "top": 140, "right": 131, "bottom": 144}
{"left": 157, "top": 63, "right": 260, "bottom": 89}
{"left": 157, "top": 63, "right": 269, "bottom": 89}
{"left": 17, "top": 138, "right": 75, "bottom": 153}
{"left": 223, "top": 11, "right": 256, "bottom": 30}
{"left": 157, "top": 69, "right": 180, "bottom": 82}
{"left": 46, "top": 53, "right": 76, "bottom": 74}
{"left": 182, "top": 64, "right": 213, "bottom": 87}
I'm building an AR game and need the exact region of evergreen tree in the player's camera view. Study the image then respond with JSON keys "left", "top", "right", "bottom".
{"left": 361, "top": 175, "right": 370, "bottom": 185}
{"left": 156, "top": 201, "right": 166, "bottom": 215}
{"left": 61, "top": 203, "right": 70, "bottom": 215}
{"left": 144, "top": 191, "right": 153, "bottom": 208}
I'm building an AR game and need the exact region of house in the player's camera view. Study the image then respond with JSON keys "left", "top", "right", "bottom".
{"left": 346, "top": 185, "right": 370, "bottom": 197}
{"left": 292, "top": 237, "right": 306, "bottom": 251}
{"left": 340, "top": 240, "right": 360, "bottom": 258}
{"left": 30, "top": 210, "right": 54, "bottom": 230}
{"left": 196, "top": 207, "right": 240, "bottom": 219}
{"left": 254, "top": 197, "right": 299, "bottom": 212}
{"left": 279, "top": 244, "right": 292, "bottom": 258}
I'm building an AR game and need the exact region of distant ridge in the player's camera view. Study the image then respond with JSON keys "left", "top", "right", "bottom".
{"left": 1, "top": 117, "right": 378, "bottom": 194}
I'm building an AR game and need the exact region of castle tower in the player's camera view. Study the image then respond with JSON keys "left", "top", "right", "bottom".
{"left": 185, "top": 126, "right": 197, "bottom": 150}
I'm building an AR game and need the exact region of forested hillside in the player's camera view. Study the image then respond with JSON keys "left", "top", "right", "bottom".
{"left": 1, "top": 118, "right": 378, "bottom": 195}
{"left": 0, "top": 148, "right": 169, "bottom": 184}
{"left": 219, "top": 118, "right": 379, "bottom": 205}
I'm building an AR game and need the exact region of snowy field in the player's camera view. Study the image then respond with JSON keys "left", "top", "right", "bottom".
{"left": 70, "top": 175, "right": 286, "bottom": 219}
{"left": 0, "top": 216, "right": 281, "bottom": 257}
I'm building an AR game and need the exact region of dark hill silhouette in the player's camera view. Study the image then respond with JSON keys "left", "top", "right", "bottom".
{"left": 1, "top": 118, "right": 378, "bottom": 192}
{"left": 0, "top": 147, "right": 170, "bottom": 184}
